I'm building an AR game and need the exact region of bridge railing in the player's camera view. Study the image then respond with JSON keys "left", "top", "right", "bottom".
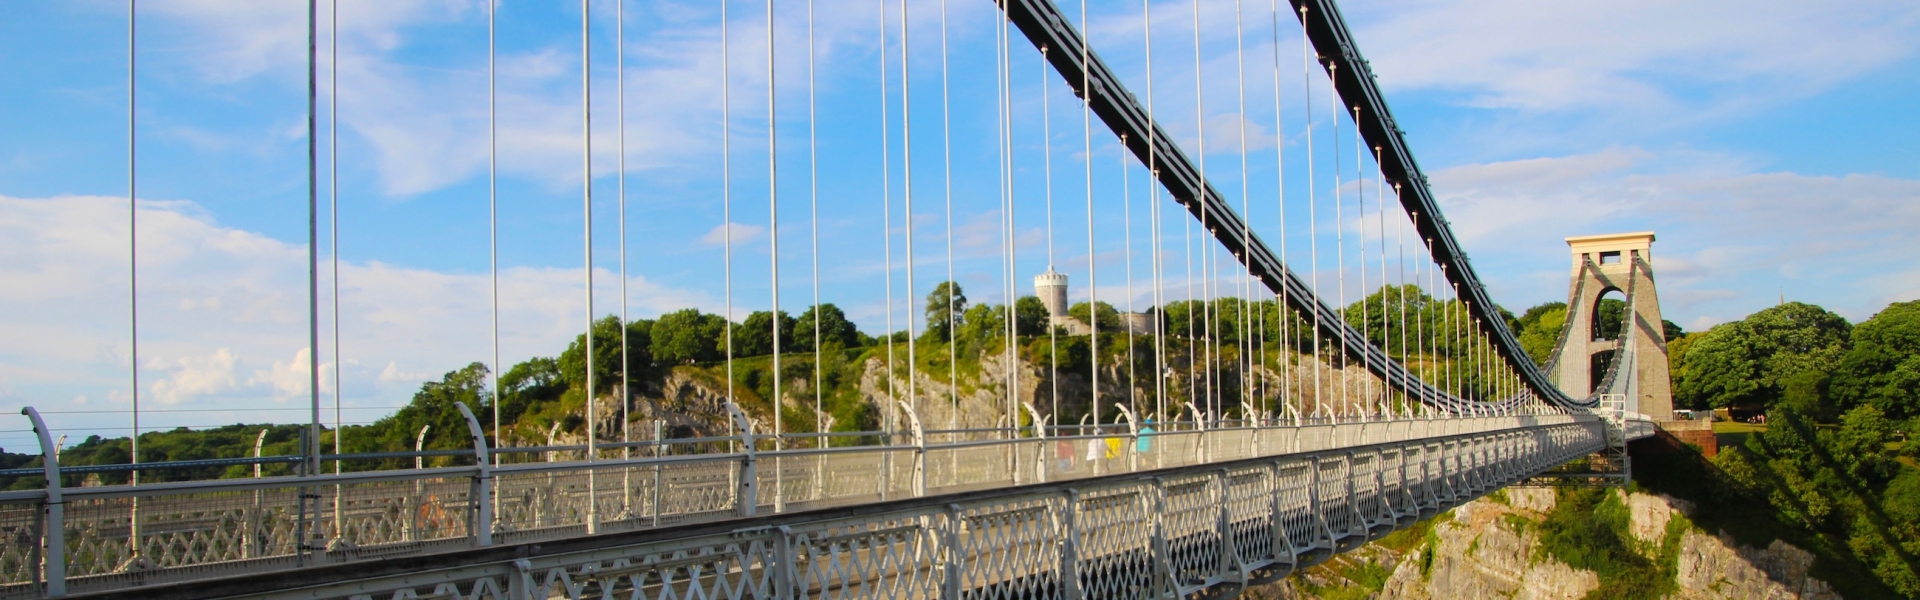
{"left": 0, "top": 411, "right": 1596, "bottom": 599}
{"left": 77, "top": 418, "right": 1612, "bottom": 600}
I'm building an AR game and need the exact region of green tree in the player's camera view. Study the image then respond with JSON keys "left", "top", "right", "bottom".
{"left": 1515, "top": 301, "right": 1566, "bottom": 332}
{"left": 1027, "top": 334, "right": 1090, "bottom": 377}
{"left": 1663, "top": 319, "right": 1686, "bottom": 341}
{"left": 558, "top": 315, "right": 652, "bottom": 394}
{"left": 1515, "top": 302, "right": 1568, "bottom": 366}
{"left": 1674, "top": 302, "right": 1851, "bottom": 410}
{"left": 1675, "top": 323, "right": 1766, "bottom": 409}
{"left": 1832, "top": 405, "right": 1900, "bottom": 484}
{"left": 1747, "top": 302, "right": 1853, "bottom": 382}
{"left": 1420, "top": 300, "right": 1473, "bottom": 358}
{"left": 957, "top": 303, "right": 1007, "bottom": 356}
{"left": 1249, "top": 299, "right": 1315, "bottom": 353}
{"left": 1593, "top": 297, "right": 1627, "bottom": 341}
{"left": 1067, "top": 301, "right": 1122, "bottom": 332}
{"left": 1885, "top": 468, "right": 1920, "bottom": 526}
{"left": 794, "top": 303, "right": 862, "bottom": 350}
{"left": 1014, "top": 296, "right": 1049, "bottom": 336}
{"left": 348, "top": 362, "right": 493, "bottom": 470}
{"left": 1666, "top": 334, "right": 1696, "bottom": 407}
{"left": 733, "top": 310, "right": 795, "bottom": 357}
{"left": 923, "top": 281, "right": 968, "bottom": 342}
{"left": 1344, "top": 286, "right": 1436, "bottom": 355}
{"left": 499, "top": 356, "right": 564, "bottom": 426}
{"left": 1777, "top": 368, "right": 1831, "bottom": 418}
{"left": 1830, "top": 300, "right": 1920, "bottom": 419}
{"left": 1203, "top": 298, "right": 1250, "bottom": 343}
{"left": 652, "top": 308, "right": 728, "bottom": 363}
{"left": 1161, "top": 300, "right": 1197, "bottom": 338}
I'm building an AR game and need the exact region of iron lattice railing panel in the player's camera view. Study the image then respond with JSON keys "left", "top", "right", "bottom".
{"left": 954, "top": 494, "right": 1066, "bottom": 600}
{"left": 1272, "top": 459, "right": 1323, "bottom": 560}
{"left": 0, "top": 503, "right": 39, "bottom": 591}
{"left": 156, "top": 422, "right": 1598, "bottom": 600}
{"left": 1072, "top": 485, "right": 1155, "bottom": 599}
{"left": 1223, "top": 467, "right": 1278, "bottom": 573}
{"left": 791, "top": 513, "right": 943, "bottom": 599}
{"left": 5, "top": 416, "right": 1610, "bottom": 600}
{"left": 1156, "top": 472, "right": 1222, "bottom": 589}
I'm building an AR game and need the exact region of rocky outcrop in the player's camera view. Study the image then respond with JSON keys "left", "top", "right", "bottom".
{"left": 1673, "top": 532, "right": 1840, "bottom": 600}
{"left": 861, "top": 353, "right": 1030, "bottom": 432}
{"left": 1248, "top": 488, "right": 1840, "bottom": 600}
{"left": 1378, "top": 497, "right": 1599, "bottom": 600}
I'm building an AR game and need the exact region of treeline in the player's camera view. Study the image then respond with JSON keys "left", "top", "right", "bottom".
{"left": 6, "top": 281, "right": 1678, "bottom": 489}
{"left": 1668, "top": 301, "right": 1918, "bottom": 419}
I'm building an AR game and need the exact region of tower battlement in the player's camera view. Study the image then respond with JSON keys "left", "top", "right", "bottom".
{"left": 1034, "top": 268, "right": 1069, "bottom": 319}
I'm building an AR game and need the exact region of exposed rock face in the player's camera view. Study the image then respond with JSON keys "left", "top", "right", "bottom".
{"left": 1247, "top": 489, "right": 1840, "bottom": 600}
{"left": 577, "top": 345, "right": 1401, "bottom": 446}
{"left": 1625, "top": 490, "right": 1682, "bottom": 544}
{"left": 861, "top": 354, "right": 1031, "bottom": 432}
{"left": 1507, "top": 487, "right": 1556, "bottom": 513}
{"left": 1673, "top": 531, "right": 1840, "bottom": 600}
{"left": 1379, "top": 498, "right": 1599, "bottom": 600}
{"left": 632, "top": 369, "right": 738, "bottom": 438}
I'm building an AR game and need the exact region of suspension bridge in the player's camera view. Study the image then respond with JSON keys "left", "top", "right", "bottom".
{"left": 5, "top": 0, "right": 1674, "bottom": 597}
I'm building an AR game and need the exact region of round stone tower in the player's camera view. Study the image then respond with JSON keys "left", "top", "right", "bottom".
{"left": 1034, "top": 267, "right": 1068, "bottom": 319}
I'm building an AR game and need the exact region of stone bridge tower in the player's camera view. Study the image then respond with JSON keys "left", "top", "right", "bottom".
{"left": 1556, "top": 232, "right": 1674, "bottom": 420}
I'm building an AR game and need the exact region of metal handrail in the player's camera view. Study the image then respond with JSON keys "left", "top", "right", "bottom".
{"left": 6, "top": 413, "right": 1586, "bottom": 504}
{"left": 84, "top": 417, "right": 1615, "bottom": 600}
{"left": 0, "top": 408, "right": 1618, "bottom": 599}
{"left": 0, "top": 455, "right": 307, "bottom": 478}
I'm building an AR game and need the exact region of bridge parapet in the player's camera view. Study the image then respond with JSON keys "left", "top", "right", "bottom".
{"left": 0, "top": 414, "right": 1597, "bottom": 600}
{"left": 43, "top": 418, "right": 1607, "bottom": 600}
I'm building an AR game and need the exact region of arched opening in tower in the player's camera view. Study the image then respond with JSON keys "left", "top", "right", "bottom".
{"left": 1589, "top": 288, "right": 1627, "bottom": 389}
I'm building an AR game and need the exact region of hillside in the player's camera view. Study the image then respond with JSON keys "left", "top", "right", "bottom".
{"left": 8, "top": 285, "right": 1515, "bottom": 488}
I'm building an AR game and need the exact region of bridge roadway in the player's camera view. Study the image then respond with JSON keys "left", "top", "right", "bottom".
{"left": 8, "top": 412, "right": 1653, "bottom": 600}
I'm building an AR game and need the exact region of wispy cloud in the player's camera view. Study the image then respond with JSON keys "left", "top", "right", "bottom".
{"left": 701, "top": 221, "right": 766, "bottom": 246}
{"left": 136, "top": 0, "right": 917, "bottom": 198}
{"left": 1353, "top": 0, "right": 1920, "bottom": 115}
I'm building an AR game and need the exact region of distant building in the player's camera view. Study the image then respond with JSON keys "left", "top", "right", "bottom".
{"left": 1035, "top": 267, "right": 1069, "bottom": 319}
{"left": 1032, "top": 268, "right": 1156, "bottom": 335}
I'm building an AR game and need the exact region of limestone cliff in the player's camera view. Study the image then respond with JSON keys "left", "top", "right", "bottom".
{"left": 1247, "top": 488, "right": 1840, "bottom": 600}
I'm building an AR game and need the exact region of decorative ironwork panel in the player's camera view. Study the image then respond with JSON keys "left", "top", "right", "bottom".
{"left": 1156, "top": 473, "right": 1219, "bottom": 589}
{"left": 952, "top": 494, "right": 1065, "bottom": 599}
{"left": 1072, "top": 484, "right": 1154, "bottom": 599}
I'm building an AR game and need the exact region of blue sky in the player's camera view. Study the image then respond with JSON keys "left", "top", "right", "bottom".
{"left": 1, "top": 0, "right": 1916, "bottom": 443}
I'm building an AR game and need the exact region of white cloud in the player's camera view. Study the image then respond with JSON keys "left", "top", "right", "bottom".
{"left": 1077, "top": 0, "right": 1920, "bottom": 160}
{"left": 1352, "top": 0, "right": 1920, "bottom": 115}
{"left": 0, "top": 194, "right": 715, "bottom": 435}
{"left": 136, "top": 0, "right": 910, "bottom": 198}
{"left": 378, "top": 360, "right": 429, "bottom": 385}
{"left": 1424, "top": 149, "right": 1920, "bottom": 325}
{"left": 257, "top": 348, "right": 323, "bottom": 400}
{"left": 1429, "top": 147, "right": 1648, "bottom": 244}
{"left": 143, "top": 0, "right": 472, "bottom": 84}
{"left": 701, "top": 222, "right": 766, "bottom": 247}
{"left": 148, "top": 348, "right": 242, "bottom": 406}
